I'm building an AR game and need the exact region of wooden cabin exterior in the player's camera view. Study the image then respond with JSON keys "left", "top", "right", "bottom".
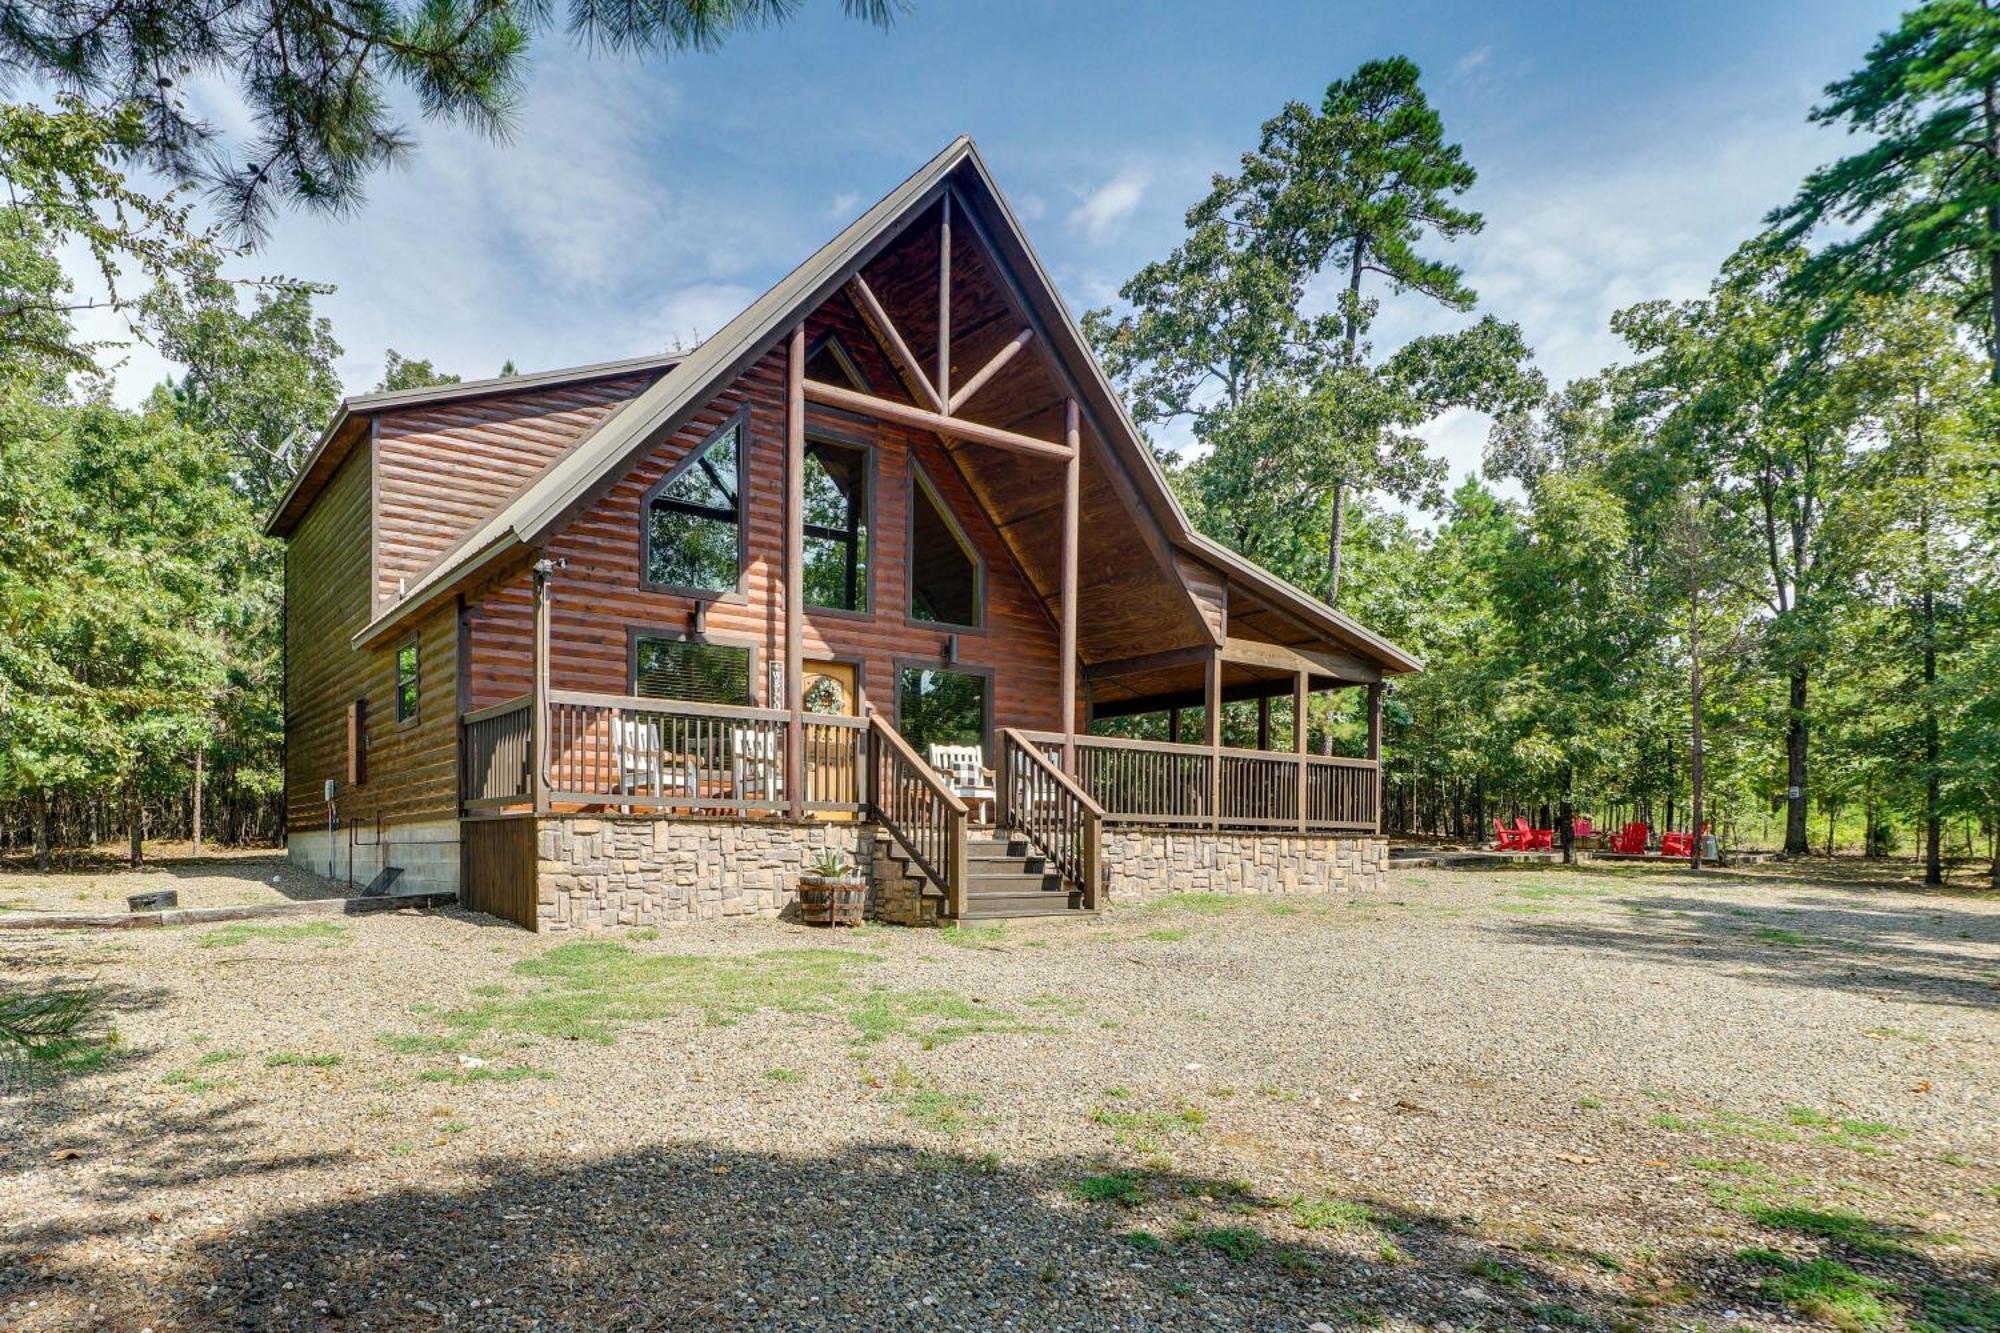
{"left": 269, "top": 138, "right": 1418, "bottom": 929}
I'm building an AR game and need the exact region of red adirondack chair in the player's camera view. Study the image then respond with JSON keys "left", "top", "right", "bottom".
{"left": 1515, "top": 817, "right": 1554, "bottom": 851}
{"left": 1610, "top": 823, "right": 1649, "bottom": 855}
{"left": 1492, "top": 817, "right": 1526, "bottom": 850}
{"left": 1660, "top": 822, "right": 1711, "bottom": 859}
{"left": 1572, "top": 816, "right": 1596, "bottom": 840}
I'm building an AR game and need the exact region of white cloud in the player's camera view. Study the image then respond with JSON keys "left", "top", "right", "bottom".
{"left": 1069, "top": 167, "right": 1149, "bottom": 243}
{"left": 1454, "top": 45, "right": 1492, "bottom": 76}
{"left": 1013, "top": 192, "right": 1048, "bottom": 222}
{"left": 826, "top": 191, "right": 861, "bottom": 220}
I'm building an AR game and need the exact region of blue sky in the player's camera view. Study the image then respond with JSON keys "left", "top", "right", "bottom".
{"left": 86, "top": 0, "right": 1901, "bottom": 495}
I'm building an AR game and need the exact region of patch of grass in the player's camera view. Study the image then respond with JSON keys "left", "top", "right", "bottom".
{"left": 194, "top": 1046, "right": 244, "bottom": 1066}
{"left": 1023, "top": 992, "right": 1086, "bottom": 1014}
{"left": 197, "top": 921, "right": 348, "bottom": 949}
{"left": 467, "top": 983, "right": 509, "bottom": 998}
{"left": 1464, "top": 1257, "right": 1526, "bottom": 1289}
{"left": 1120, "top": 1229, "right": 1166, "bottom": 1253}
{"left": 416, "top": 1064, "right": 554, "bottom": 1084}
{"left": 1650, "top": 1112, "right": 1691, "bottom": 1131}
{"left": 628, "top": 927, "right": 659, "bottom": 941}
{"left": 1068, "top": 1172, "right": 1146, "bottom": 1206}
{"left": 939, "top": 924, "right": 1007, "bottom": 948}
{"left": 899, "top": 1088, "right": 983, "bottom": 1136}
{"left": 1142, "top": 928, "right": 1190, "bottom": 942}
{"left": 1290, "top": 1196, "right": 1377, "bottom": 1232}
{"left": 1375, "top": 1238, "right": 1406, "bottom": 1264}
{"left": 1145, "top": 892, "right": 1242, "bottom": 916}
{"left": 1100, "top": 1085, "right": 1132, "bottom": 1099}
{"left": 1754, "top": 926, "right": 1808, "bottom": 947}
{"left": 1526, "top": 1302, "right": 1594, "bottom": 1328}
{"left": 848, "top": 985, "right": 1055, "bottom": 1047}
{"left": 436, "top": 1119, "right": 469, "bottom": 1135}
{"left": 263, "top": 1051, "right": 342, "bottom": 1068}
{"left": 1576, "top": 1095, "right": 1603, "bottom": 1109}
{"left": 1861, "top": 1025, "right": 1927, "bottom": 1043}
{"left": 763, "top": 1067, "right": 803, "bottom": 1083}
{"left": 160, "top": 1067, "right": 234, "bottom": 1092}
{"left": 1738, "top": 1250, "right": 1892, "bottom": 1330}
{"left": 1198, "top": 1227, "right": 1263, "bottom": 1262}
{"left": 378, "top": 1032, "right": 471, "bottom": 1055}
{"left": 1089, "top": 1102, "right": 1207, "bottom": 1142}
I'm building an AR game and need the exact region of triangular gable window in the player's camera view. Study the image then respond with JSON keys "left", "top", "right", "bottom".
{"left": 644, "top": 412, "right": 746, "bottom": 594}
{"left": 908, "top": 464, "right": 982, "bottom": 628}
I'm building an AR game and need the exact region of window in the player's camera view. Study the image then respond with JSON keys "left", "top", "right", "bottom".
{"left": 633, "top": 635, "right": 754, "bottom": 706}
{"left": 908, "top": 468, "right": 981, "bottom": 627}
{"left": 803, "top": 439, "right": 869, "bottom": 612}
{"left": 897, "top": 667, "right": 989, "bottom": 755}
{"left": 645, "top": 415, "right": 745, "bottom": 594}
{"left": 394, "top": 642, "right": 419, "bottom": 723}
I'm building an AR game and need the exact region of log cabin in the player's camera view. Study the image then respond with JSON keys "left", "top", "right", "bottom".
{"left": 268, "top": 137, "right": 1418, "bottom": 930}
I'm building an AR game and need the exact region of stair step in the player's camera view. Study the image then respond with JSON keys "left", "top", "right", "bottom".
{"left": 965, "top": 872, "right": 1062, "bottom": 893}
{"left": 956, "top": 892, "right": 1085, "bottom": 918}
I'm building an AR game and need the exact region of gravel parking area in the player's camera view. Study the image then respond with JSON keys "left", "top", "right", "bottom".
{"left": 3, "top": 859, "right": 1995, "bottom": 1330}
{"left": 0, "top": 851, "right": 346, "bottom": 916}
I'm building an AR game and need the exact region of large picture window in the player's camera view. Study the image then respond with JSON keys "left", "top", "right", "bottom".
{"left": 645, "top": 415, "right": 745, "bottom": 594}
{"left": 633, "top": 635, "right": 754, "bottom": 706}
{"left": 803, "top": 439, "right": 869, "bottom": 613}
{"left": 896, "top": 666, "right": 989, "bottom": 755}
{"left": 908, "top": 467, "right": 981, "bottom": 628}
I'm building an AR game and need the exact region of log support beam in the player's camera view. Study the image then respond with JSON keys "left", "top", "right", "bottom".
{"left": 785, "top": 325, "right": 806, "bottom": 819}
{"left": 1061, "top": 399, "right": 1080, "bottom": 771}
{"left": 804, "top": 379, "right": 1071, "bottom": 461}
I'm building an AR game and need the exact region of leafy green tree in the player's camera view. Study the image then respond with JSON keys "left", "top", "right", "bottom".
{"left": 1837, "top": 292, "right": 1993, "bottom": 882}
{"left": 376, "top": 350, "right": 463, "bottom": 393}
{"left": 1614, "top": 244, "right": 1865, "bottom": 854}
{"left": 0, "top": 0, "right": 899, "bottom": 237}
{"left": 1090, "top": 57, "right": 1538, "bottom": 612}
{"left": 0, "top": 99, "right": 219, "bottom": 369}
{"left": 1767, "top": 0, "right": 2000, "bottom": 378}
{"left": 144, "top": 262, "right": 344, "bottom": 510}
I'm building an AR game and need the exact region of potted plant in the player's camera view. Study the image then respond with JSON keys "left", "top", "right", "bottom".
{"left": 797, "top": 849, "right": 867, "bottom": 927}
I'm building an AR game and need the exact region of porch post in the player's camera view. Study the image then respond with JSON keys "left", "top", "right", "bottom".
{"left": 1204, "top": 650, "right": 1222, "bottom": 831}
{"left": 1294, "top": 669, "right": 1308, "bottom": 834}
{"left": 1060, "top": 399, "right": 1080, "bottom": 772}
{"left": 1168, "top": 706, "right": 1181, "bottom": 745}
{"left": 785, "top": 324, "right": 806, "bottom": 820}
{"left": 1256, "top": 695, "right": 1270, "bottom": 751}
{"left": 531, "top": 561, "right": 550, "bottom": 815}
{"left": 937, "top": 195, "right": 952, "bottom": 406}
{"left": 1366, "top": 681, "right": 1384, "bottom": 834}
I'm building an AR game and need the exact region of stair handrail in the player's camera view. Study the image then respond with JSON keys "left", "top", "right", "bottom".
{"left": 998, "top": 728, "right": 1104, "bottom": 910}
{"left": 866, "top": 713, "right": 969, "bottom": 918}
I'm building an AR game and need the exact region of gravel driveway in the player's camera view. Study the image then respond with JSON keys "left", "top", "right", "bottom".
{"left": 3, "top": 859, "right": 1995, "bottom": 1330}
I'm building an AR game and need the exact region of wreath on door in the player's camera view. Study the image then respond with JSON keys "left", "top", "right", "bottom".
{"left": 803, "top": 673, "right": 849, "bottom": 715}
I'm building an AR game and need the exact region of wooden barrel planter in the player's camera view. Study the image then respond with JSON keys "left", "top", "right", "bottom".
{"left": 797, "top": 874, "right": 868, "bottom": 927}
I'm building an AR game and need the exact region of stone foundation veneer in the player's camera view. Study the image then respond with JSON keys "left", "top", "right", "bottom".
{"left": 528, "top": 818, "right": 1383, "bottom": 930}
{"left": 1099, "top": 829, "right": 1385, "bottom": 904}
{"left": 535, "top": 818, "right": 876, "bottom": 931}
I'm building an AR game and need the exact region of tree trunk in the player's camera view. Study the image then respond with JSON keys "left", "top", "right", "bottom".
{"left": 1924, "top": 590, "right": 1942, "bottom": 886}
{"left": 32, "top": 787, "right": 51, "bottom": 872}
{"left": 126, "top": 778, "right": 143, "bottom": 870}
{"left": 1984, "top": 70, "right": 1999, "bottom": 381}
{"left": 1326, "top": 478, "right": 1346, "bottom": 609}
{"left": 1560, "top": 767, "right": 1576, "bottom": 866}
{"left": 1783, "top": 667, "right": 1810, "bottom": 854}
{"left": 192, "top": 746, "right": 205, "bottom": 854}
{"left": 1824, "top": 803, "right": 1837, "bottom": 858}
{"left": 1689, "top": 510, "right": 1705, "bottom": 873}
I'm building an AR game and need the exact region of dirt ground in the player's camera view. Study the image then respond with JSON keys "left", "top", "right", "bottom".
{"left": 0, "top": 848, "right": 347, "bottom": 915}
{"left": 2, "top": 857, "right": 1995, "bottom": 1330}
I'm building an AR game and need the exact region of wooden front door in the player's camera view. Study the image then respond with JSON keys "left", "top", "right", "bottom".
{"left": 802, "top": 660, "right": 860, "bottom": 818}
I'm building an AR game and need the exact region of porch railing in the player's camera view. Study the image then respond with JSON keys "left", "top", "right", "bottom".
{"left": 462, "top": 695, "right": 533, "bottom": 809}
{"left": 532, "top": 690, "right": 867, "bottom": 817}
{"left": 997, "top": 729, "right": 1102, "bottom": 908}
{"left": 866, "top": 713, "right": 969, "bottom": 918}
{"left": 1022, "top": 731, "right": 1377, "bottom": 833}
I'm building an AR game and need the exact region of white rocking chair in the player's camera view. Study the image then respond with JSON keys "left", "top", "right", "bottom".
{"left": 927, "top": 744, "right": 995, "bottom": 824}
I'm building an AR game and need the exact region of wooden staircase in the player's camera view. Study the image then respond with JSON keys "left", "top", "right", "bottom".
{"left": 866, "top": 716, "right": 1102, "bottom": 923}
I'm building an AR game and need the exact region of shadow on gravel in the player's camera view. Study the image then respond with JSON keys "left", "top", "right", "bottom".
{"left": 14, "top": 1142, "right": 1996, "bottom": 1330}
{"left": 1495, "top": 892, "right": 2000, "bottom": 1009}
